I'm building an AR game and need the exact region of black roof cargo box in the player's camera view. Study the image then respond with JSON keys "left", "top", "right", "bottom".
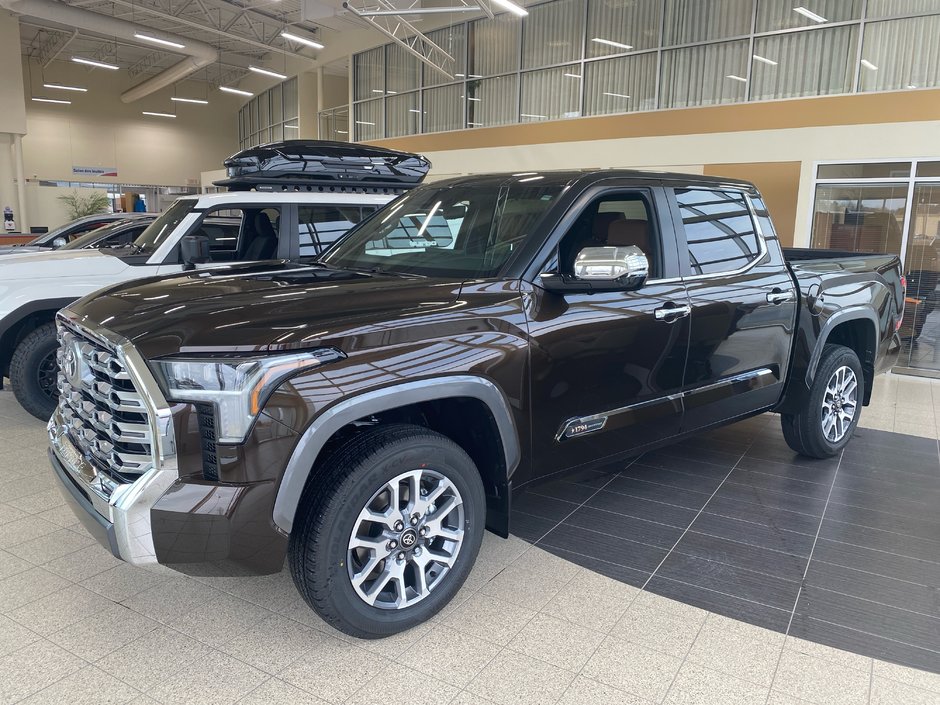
{"left": 215, "top": 140, "right": 431, "bottom": 192}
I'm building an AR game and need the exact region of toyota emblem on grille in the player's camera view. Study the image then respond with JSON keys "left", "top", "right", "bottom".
{"left": 63, "top": 340, "right": 86, "bottom": 388}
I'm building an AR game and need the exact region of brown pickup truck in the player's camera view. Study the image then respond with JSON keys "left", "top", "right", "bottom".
{"left": 48, "top": 170, "right": 902, "bottom": 638}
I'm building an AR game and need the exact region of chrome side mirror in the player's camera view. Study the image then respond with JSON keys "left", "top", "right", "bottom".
{"left": 51, "top": 237, "right": 67, "bottom": 249}
{"left": 540, "top": 245, "right": 650, "bottom": 294}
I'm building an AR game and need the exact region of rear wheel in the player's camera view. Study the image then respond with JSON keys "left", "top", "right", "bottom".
{"left": 10, "top": 322, "right": 59, "bottom": 421}
{"left": 288, "top": 423, "right": 486, "bottom": 638}
{"left": 781, "top": 344, "right": 863, "bottom": 458}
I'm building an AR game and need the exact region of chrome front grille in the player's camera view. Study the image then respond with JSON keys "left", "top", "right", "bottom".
{"left": 56, "top": 322, "right": 154, "bottom": 486}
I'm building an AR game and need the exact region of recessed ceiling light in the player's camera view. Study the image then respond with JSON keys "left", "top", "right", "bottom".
{"left": 249, "top": 66, "right": 288, "bottom": 80}
{"left": 792, "top": 6, "right": 828, "bottom": 23}
{"left": 603, "top": 92, "right": 630, "bottom": 99}
{"left": 72, "top": 56, "right": 119, "bottom": 70}
{"left": 43, "top": 83, "right": 87, "bottom": 92}
{"left": 280, "top": 31, "right": 324, "bottom": 50}
{"left": 860, "top": 59, "right": 878, "bottom": 71}
{"left": 171, "top": 96, "right": 208, "bottom": 104}
{"left": 134, "top": 33, "right": 185, "bottom": 49}
{"left": 753, "top": 54, "right": 778, "bottom": 66}
{"left": 592, "top": 38, "right": 633, "bottom": 50}
{"left": 492, "top": 0, "right": 527, "bottom": 17}
{"left": 32, "top": 97, "right": 71, "bottom": 104}
{"left": 142, "top": 111, "right": 176, "bottom": 118}
{"left": 726, "top": 74, "right": 748, "bottom": 82}
{"left": 220, "top": 86, "right": 253, "bottom": 96}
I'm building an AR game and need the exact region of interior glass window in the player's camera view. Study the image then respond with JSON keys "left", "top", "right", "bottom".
{"left": 298, "top": 205, "right": 377, "bottom": 257}
{"left": 676, "top": 189, "right": 761, "bottom": 275}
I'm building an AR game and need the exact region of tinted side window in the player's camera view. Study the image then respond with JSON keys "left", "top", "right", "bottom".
{"left": 676, "top": 189, "right": 759, "bottom": 275}
{"left": 299, "top": 205, "right": 377, "bottom": 257}
{"left": 102, "top": 225, "right": 146, "bottom": 247}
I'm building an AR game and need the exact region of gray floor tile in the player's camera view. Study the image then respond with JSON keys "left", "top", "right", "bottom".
{"left": 8, "top": 528, "right": 94, "bottom": 566}
{"left": 467, "top": 649, "right": 576, "bottom": 705}
{"left": 556, "top": 675, "right": 654, "bottom": 705}
{"left": 685, "top": 613, "right": 785, "bottom": 687}
{"left": 220, "top": 613, "right": 331, "bottom": 676}
{"left": 772, "top": 649, "right": 871, "bottom": 705}
{"left": 279, "top": 635, "right": 387, "bottom": 704}
{"left": 0, "top": 613, "right": 41, "bottom": 659}
{"left": 508, "top": 613, "right": 604, "bottom": 671}
{"left": 18, "top": 665, "right": 141, "bottom": 705}
{"left": 611, "top": 593, "right": 708, "bottom": 659}
{"left": 665, "top": 661, "right": 770, "bottom": 704}
{"left": 870, "top": 677, "right": 940, "bottom": 705}
{"left": 43, "top": 544, "right": 123, "bottom": 582}
{"left": 236, "top": 678, "right": 330, "bottom": 705}
{"left": 582, "top": 635, "right": 683, "bottom": 702}
{"left": 97, "top": 626, "right": 206, "bottom": 691}
{"left": 149, "top": 650, "right": 268, "bottom": 705}
{"left": 442, "top": 593, "right": 536, "bottom": 646}
{"left": 48, "top": 603, "right": 160, "bottom": 661}
{"left": 397, "top": 624, "right": 501, "bottom": 689}
{"left": 347, "top": 663, "right": 459, "bottom": 705}
{"left": 8, "top": 584, "right": 113, "bottom": 636}
{"left": 0, "top": 566, "right": 71, "bottom": 613}
{"left": 79, "top": 564, "right": 171, "bottom": 603}
{"left": 0, "top": 638, "right": 85, "bottom": 704}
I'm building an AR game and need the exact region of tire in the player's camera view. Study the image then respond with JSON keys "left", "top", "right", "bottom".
{"left": 781, "top": 344, "right": 864, "bottom": 459}
{"left": 10, "top": 322, "right": 59, "bottom": 421}
{"left": 289, "top": 423, "right": 486, "bottom": 639}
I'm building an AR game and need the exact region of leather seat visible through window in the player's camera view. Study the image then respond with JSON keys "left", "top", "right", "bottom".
{"left": 243, "top": 212, "right": 278, "bottom": 260}
{"left": 607, "top": 219, "right": 651, "bottom": 255}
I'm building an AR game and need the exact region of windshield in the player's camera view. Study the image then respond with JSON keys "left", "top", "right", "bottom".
{"left": 61, "top": 222, "right": 126, "bottom": 250}
{"left": 321, "top": 180, "right": 564, "bottom": 278}
{"left": 131, "top": 199, "right": 197, "bottom": 255}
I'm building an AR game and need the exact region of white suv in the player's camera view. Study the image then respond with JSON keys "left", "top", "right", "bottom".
{"left": 0, "top": 188, "right": 397, "bottom": 419}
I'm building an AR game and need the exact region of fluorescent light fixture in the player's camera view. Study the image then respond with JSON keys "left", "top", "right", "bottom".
{"left": 860, "top": 59, "right": 878, "bottom": 71}
{"left": 171, "top": 96, "right": 208, "bottom": 104}
{"left": 142, "top": 111, "right": 175, "bottom": 118}
{"left": 603, "top": 92, "right": 630, "bottom": 99}
{"left": 455, "top": 73, "right": 483, "bottom": 78}
{"left": 372, "top": 89, "right": 384, "bottom": 93}
{"left": 249, "top": 65, "right": 288, "bottom": 80}
{"left": 592, "top": 37, "right": 633, "bottom": 50}
{"left": 409, "top": 109, "right": 421, "bottom": 113}
{"left": 280, "top": 31, "right": 324, "bottom": 50}
{"left": 521, "top": 113, "right": 546, "bottom": 119}
{"left": 468, "top": 121, "right": 484, "bottom": 126}
{"left": 564, "top": 73, "right": 582, "bottom": 79}
{"left": 355, "top": 120, "right": 376, "bottom": 126}
{"left": 753, "top": 54, "right": 778, "bottom": 66}
{"left": 468, "top": 96, "right": 481, "bottom": 102}
{"left": 72, "top": 56, "right": 119, "bottom": 70}
{"left": 43, "top": 83, "right": 86, "bottom": 92}
{"left": 907, "top": 84, "right": 917, "bottom": 89}
{"left": 337, "top": 129, "right": 349, "bottom": 134}
{"left": 284, "top": 124, "right": 299, "bottom": 129}
{"left": 792, "top": 6, "right": 828, "bottom": 23}
{"left": 31, "top": 97, "right": 71, "bottom": 104}
{"left": 491, "top": 0, "right": 527, "bottom": 16}
{"left": 220, "top": 86, "right": 253, "bottom": 96}
{"left": 134, "top": 32, "right": 185, "bottom": 49}
{"left": 726, "top": 74, "right": 748, "bottom": 82}
{"left": 518, "top": 175, "right": 543, "bottom": 182}
{"left": 513, "top": 172, "right": 537, "bottom": 176}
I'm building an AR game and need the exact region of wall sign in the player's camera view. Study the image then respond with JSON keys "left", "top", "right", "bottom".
{"left": 72, "top": 166, "right": 118, "bottom": 177}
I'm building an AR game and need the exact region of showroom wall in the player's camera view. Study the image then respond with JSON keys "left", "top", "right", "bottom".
{"left": 372, "top": 89, "right": 940, "bottom": 247}
{"left": 20, "top": 58, "right": 243, "bottom": 187}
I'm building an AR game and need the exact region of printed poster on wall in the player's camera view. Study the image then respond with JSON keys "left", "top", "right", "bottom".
{"left": 72, "top": 166, "right": 118, "bottom": 177}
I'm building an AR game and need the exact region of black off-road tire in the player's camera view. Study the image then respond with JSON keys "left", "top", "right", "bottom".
{"left": 288, "top": 423, "right": 486, "bottom": 639}
{"left": 781, "top": 344, "right": 864, "bottom": 459}
{"left": 10, "top": 322, "right": 59, "bottom": 421}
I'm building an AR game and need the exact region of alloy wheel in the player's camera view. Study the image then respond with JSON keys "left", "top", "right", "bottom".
{"left": 821, "top": 365, "right": 858, "bottom": 443}
{"left": 347, "top": 468, "right": 465, "bottom": 609}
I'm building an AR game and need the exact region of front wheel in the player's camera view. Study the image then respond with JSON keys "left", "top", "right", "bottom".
{"left": 781, "top": 344, "right": 864, "bottom": 458}
{"left": 10, "top": 322, "right": 59, "bottom": 421}
{"left": 288, "top": 423, "right": 486, "bottom": 638}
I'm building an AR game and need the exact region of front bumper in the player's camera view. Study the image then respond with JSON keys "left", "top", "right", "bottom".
{"left": 48, "top": 407, "right": 178, "bottom": 566}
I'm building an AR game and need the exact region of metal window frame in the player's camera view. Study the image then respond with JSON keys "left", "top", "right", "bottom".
{"left": 347, "top": 0, "right": 940, "bottom": 140}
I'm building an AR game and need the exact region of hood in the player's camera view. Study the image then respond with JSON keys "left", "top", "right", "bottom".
{"left": 0, "top": 248, "right": 125, "bottom": 280}
{"left": 0, "top": 245, "right": 44, "bottom": 255}
{"left": 69, "top": 263, "right": 465, "bottom": 359}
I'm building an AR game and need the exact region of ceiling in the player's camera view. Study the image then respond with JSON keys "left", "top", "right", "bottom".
{"left": 18, "top": 0, "right": 358, "bottom": 86}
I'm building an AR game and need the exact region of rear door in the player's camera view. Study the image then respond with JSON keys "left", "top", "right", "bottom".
{"left": 672, "top": 188, "right": 798, "bottom": 432}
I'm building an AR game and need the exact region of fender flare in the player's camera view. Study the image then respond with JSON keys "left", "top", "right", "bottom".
{"left": 271, "top": 375, "right": 522, "bottom": 534}
{"left": 805, "top": 306, "right": 880, "bottom": 387}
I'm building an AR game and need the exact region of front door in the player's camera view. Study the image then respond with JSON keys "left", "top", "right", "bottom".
{"left": 526, "top": 186, "right": 690, "bottom": 481}
{"left": 672, "top": 188, "right": 798, "bottom": 432}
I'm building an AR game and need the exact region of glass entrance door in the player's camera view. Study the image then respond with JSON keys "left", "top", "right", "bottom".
{"left": 899, "top": 182, "right": 940, "bottom": 374}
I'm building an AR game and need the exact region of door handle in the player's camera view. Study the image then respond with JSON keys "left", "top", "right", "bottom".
{"left": 766, "top": 290, "right": 795, "bottom": 305}
{"left": 654, "top": 303, "right": 692, "bottom": 321}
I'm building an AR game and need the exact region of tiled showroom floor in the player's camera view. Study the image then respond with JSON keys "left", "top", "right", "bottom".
{"left": 1, "top": 373, "right": 939, "bottom": 704}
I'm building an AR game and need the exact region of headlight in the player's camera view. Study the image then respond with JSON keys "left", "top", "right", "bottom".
{"left": 153, "top": 349, "right": 343, "bottom": 443}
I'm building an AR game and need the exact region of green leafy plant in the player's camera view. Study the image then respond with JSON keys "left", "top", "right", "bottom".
{"left": 57, "top": 190, "right": 110, "bottom": 220}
